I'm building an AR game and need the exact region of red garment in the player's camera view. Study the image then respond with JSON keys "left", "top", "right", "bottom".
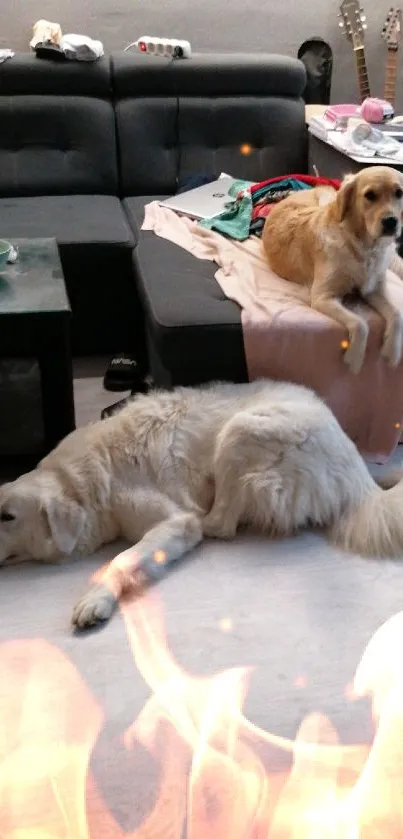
{"left": 249, "top": 174, "right": 341, "bottom": 228}
{"left": 249, "top": 173, "right": 341, "bottom": 198}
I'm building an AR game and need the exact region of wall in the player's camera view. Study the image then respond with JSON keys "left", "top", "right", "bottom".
{"left": 0, "top": 0, "right": 402, "bottom": 112}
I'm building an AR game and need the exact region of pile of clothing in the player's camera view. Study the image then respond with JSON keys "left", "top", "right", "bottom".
{"left": 200, "top": 174, "right": 341, "bottom": 241}
{"left": 30, "top": 19, "right": 104, "bottom": 62}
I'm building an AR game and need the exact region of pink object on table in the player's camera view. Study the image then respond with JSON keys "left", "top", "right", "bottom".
{"left": 360, "top": 97, "right": 394, "bottom": 123}
{"left": 324, "top": 104, "right": 361, "bottom": 128}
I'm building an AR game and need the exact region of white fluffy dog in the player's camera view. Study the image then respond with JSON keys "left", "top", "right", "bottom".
{"left": 0, "top": 380, "right": 400, "bottom": 630}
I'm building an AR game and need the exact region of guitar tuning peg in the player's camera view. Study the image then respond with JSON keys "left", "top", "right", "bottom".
{"left": 338, "top": 20, "right": 344, "bottom": 28}
{"left": 362, "top": 22, "right": 367, "bottom": 29}
{"left": 360, "top": 14, "right": 366, "bottom": 21}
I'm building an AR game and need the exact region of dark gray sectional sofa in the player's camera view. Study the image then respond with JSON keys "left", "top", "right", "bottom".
{"left": 0, "top": 51, "right": 308, "bottom": 383}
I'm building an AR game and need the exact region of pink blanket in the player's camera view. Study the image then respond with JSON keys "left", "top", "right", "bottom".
{"left": 143, "top": 201, "right": 403, "bottom": 461}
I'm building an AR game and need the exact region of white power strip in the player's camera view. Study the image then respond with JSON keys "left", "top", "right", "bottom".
{"left": 125, "top": 36, "right": 192, "bottom": 59}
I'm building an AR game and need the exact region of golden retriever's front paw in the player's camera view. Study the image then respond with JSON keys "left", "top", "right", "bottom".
{"left": 343, "top": 326, "right": 368, "bottom": 375}
{"left": 72, "top": 583, "right": 117, "bottom": 630}
{"left": 381, "top": 318, "right": 403, "bottom": 368}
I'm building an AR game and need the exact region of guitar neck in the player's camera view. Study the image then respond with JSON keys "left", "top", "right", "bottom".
{"left": 354, "top": 46, "right": 371, "bottom": 101}
{"left": 384, "top": 49, "right": 398, "bottom": 106}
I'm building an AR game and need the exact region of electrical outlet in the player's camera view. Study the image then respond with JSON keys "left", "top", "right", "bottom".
{"left": 134, "top": 36, "right": 191, "bottom": 58}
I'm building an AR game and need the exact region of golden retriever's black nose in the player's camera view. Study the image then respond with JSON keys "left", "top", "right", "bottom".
{"left": 382, "top": 215, "right": 398, "bottom": 234}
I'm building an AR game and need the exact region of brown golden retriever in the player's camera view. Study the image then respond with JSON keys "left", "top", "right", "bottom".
{"left": 262, "top": 165, "right": 403, "bottom": 374}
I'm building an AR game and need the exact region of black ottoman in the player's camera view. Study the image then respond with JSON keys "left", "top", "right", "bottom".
{"left": 125, "top": 196, "right": 247, "bottom": 387}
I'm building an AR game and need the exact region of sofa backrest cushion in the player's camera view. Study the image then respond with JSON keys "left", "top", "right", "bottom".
{"left": 112, "top": 53, "right": 307, "bottom": 196}
{"left": 0, "top": 54, "right": 118, "bottom": 196}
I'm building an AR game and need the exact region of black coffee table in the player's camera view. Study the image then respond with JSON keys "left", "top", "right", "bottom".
{"left": 0, "top": 238, "right": 75, "bottom": 455}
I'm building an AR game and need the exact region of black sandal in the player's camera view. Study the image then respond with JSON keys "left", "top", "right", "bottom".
{"left": 103, "top": 353, "right": 142, "bottom": 392}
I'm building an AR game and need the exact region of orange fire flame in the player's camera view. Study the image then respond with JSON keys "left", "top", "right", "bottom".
{"left": 2, "top": 595, "right": 403, "bottom": 837}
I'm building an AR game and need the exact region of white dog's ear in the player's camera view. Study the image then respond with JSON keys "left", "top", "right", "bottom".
{"left": 336, "top": 173, "right": 357, "bottom": 221}
{"left": 42, "top": 495, "right": 85, "bottom": 554}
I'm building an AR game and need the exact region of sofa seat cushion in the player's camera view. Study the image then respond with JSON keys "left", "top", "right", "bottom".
{"left": 124, "top": 196, "right": 247, "bottom": 385}
{"left": 0, "top": 194, "right": 134, "bottom": 246}
{"left": 0, "top": 195, "right": 141, "bottom": 355}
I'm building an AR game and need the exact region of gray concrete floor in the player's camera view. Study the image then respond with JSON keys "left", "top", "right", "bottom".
{"left": 1, "top": 361, "right": 403, "bottom": 834}
{"left": 73, "top": 355, "right": 130, "bottom": 426}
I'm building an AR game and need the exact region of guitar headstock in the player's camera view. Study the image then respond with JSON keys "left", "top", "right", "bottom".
{"left": 339, "top": 0, "right": 367, "bottom": 49}
{"left": 382, "top": 7, "right": 402, "bottom": 51}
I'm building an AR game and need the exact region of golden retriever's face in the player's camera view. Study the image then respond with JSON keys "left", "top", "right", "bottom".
{"left": 0, "top": 472, "right": 86, "bottom": 565}
{"left": 338, "top": 166, "right": 403, "bottom": 243}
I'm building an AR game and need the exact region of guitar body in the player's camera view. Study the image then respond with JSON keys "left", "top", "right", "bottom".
{"left": 339, "top": 0, "right": 370, "bottom": 102}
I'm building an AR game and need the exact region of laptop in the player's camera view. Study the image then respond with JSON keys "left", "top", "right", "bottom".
{"left": 159, "top": 175, "right": 239, "bottom": 220}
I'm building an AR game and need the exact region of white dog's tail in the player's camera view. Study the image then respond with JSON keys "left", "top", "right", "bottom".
{"left": 331, "top": 477, "right": 403, "bottom": 558}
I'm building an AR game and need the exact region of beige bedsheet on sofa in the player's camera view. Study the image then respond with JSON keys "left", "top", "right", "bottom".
{"left": 143, "top": 202, "right": 403, "bottom": 461}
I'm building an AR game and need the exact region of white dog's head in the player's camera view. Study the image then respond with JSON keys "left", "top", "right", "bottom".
{"left": 0, "top": 471, "right": 86, "bottom": 565}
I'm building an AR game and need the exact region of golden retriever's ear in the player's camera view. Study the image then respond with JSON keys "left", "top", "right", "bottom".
{"left": 336, "top": 174, "right": 357, "bottom": 221}
{"left": 42, "top": 495, "right": 85, "bottom": 554}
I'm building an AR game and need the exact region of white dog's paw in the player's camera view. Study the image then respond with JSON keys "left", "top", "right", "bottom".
{"left": 72, "top": 584, "right": 117, "bottom": 630}
{"left": 202, "top": 511, "right": 237, "bottom": 540}
{"left": 381, "top": 317, "right": 403, "bottom": 368}
{"left": 343, "top": 324, "right": 368, "bottom": 375}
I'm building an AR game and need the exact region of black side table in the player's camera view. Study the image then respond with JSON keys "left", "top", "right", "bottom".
{"left": 0, "top": 238, "right": 75, "bottom": 456}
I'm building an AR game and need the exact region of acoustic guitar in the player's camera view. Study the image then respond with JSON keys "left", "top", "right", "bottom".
{"left": 382, "top": 7, "right": 401, "bottom": 108}
{"left": 339, "top": 0, "right": 371, "bottom": 101}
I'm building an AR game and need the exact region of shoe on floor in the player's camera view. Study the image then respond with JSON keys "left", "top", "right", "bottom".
{"left": 103, "top": 353, "right": 142, "bottom": 392}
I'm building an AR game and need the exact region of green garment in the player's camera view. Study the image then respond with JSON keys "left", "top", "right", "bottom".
{"left": 199, "top": 179, "right": 254, "bottom": 240}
